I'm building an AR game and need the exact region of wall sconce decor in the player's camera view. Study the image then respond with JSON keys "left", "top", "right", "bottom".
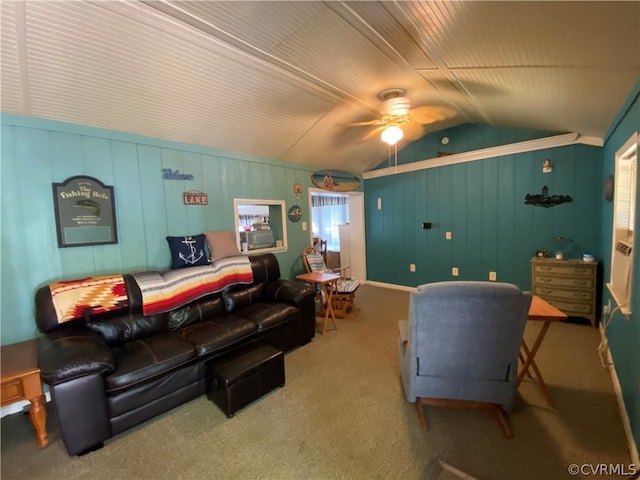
{"left": 524, "top": 185, "right": 572, "bottom": 208}
{"left": 542, "top": 158, "right": 552, "bottom": 173}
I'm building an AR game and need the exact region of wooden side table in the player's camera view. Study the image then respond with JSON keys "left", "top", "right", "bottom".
{"left": 296, "top": 271, "right": 341, "bottom": 336}
{"left": 1, "top": 338, "right": 48, "bottom": 448}
{"left": 518, "top": 296, "right": 567, "bottom": 406}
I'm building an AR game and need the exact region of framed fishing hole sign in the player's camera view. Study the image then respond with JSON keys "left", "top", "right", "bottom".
{"left": 52, "top": 176, "right": 118, "bottom": 247}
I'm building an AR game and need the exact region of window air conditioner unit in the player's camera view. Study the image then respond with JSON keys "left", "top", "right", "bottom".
{"left": 609, "top": 240, "right": 633, "bottom": 309}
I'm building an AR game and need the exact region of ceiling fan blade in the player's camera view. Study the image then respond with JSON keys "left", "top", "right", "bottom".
{"left": 402, "top": 122, "right": 425, "bottom": 141}
{"left": 362, "top": 125, "right": 386, "bottom": 141}
{"left": 346, "top": 119, "right": 385, "bottom": 127}
{"left": 409, "top": 105, "right": 456, "bottom": 124}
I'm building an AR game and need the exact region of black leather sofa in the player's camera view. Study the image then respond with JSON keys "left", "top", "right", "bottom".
{"left": 35, "top": 254, "right": 315, "bottom": 456}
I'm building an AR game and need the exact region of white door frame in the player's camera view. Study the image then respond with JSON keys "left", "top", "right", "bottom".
{"left": 307, "top": 188, "right": 367, "bottom": 283}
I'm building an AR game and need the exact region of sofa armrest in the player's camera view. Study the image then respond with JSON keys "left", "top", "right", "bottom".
{"left": 38, "top": 327, "right": 115, "bottom": 386}
{"left": 264, "top": 279, "right": 315, "bottom": 306}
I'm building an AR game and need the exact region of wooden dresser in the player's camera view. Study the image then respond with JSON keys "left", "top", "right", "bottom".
{"left": 530, "top": 257, "right": 598, "bottom": 327}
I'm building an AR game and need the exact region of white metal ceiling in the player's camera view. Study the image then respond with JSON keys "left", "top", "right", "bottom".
{"left": 1, "top": 1, "right": 638, "bottom": 173}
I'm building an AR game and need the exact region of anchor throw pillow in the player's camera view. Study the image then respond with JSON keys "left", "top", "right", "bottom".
{"left": 166, "top": 234, "right": 210, "bottom": 269}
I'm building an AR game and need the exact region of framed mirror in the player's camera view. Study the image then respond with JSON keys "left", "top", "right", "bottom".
{"left": 233, "top": 199, "right": 287, "bottom": 253}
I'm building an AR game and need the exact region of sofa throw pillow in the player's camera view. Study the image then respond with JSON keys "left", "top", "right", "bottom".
{"left": 205, "top": 230, "right": 242, "bottom": 261}
{"left": 166, "top": 234, "right": 210, "bottom": 269}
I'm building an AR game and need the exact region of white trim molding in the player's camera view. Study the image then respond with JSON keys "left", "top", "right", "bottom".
{"left": 362, "top": 132, "right": 600, "bottom": 179}
{"left": 365, "top": 280, "right": 416, "bottom": 293}
{"left": 599, "top": 324, "right": 640, "bottom": 466}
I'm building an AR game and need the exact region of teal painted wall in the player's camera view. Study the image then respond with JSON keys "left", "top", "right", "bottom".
{"left": 371, "top": 123, "right": 556, "bottom": 170}
{"left": 0, "top": 114, "right": 318, "bottom": 345}
{"left": 365, "top": 129, "right": 602, "bottom": 290}
{"left": 600, "top": 77, "right": 640, "bottom": 450}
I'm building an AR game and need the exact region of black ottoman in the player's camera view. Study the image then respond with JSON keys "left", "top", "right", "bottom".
{"left": 211, "top": 345, "right": 285, "bottom": 418}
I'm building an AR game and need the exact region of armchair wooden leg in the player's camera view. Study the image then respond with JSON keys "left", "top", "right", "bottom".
{"left": 489, "top": 404, "right": 513, "bottom": 439}
{"left": 416, "top": 398, "right": 428, "bottom": 430}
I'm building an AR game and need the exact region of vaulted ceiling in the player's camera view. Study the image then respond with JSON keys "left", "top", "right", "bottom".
{"left": 1, "top": 1, "right": 638, "bottom": 173}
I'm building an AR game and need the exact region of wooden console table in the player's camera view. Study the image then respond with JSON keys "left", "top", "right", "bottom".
{"left": 1, "top": 338, "right": 48, "bottom": 448}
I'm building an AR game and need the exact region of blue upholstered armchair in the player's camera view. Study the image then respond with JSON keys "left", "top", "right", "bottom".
{"left": 398, "top": 281, "right": 532, "bottom": 438}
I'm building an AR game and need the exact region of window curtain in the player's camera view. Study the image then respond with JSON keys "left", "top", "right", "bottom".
{"left": 311, "top": 195, "right": 348, "bottom": 251}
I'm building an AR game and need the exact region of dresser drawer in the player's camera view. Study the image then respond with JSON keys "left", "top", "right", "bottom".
{"left": 1, "top": 378, "right": 25, "bottom": 406}
{"left": 534, "top": 286, "right": 594, "bottom": 301}
{"left": 533, "top": 275, "right": 594, "bottom": 289}
{"left": 533, "top": 264, "right": 595, "bottom": 277}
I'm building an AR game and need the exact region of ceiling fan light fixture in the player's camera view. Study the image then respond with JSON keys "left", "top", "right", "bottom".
{"left": 381, "top": 125, "right": 403, "bottom": 145}
{"left": 383, "top": 96, "right": 411, "bottom": 116}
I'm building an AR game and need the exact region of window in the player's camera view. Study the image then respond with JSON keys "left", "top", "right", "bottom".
{"left": 607, "top": 132, "right": 637, "bottom": 314}
{"left": 311, "top": 193, "right": 349, "bottom": 251}
{"left": 233, "top": 199, "right": 287, "bottom": 253}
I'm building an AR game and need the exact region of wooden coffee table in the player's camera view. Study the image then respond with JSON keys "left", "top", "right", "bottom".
{"left": 1, "top": 338, "right": 48, "bottom": 448}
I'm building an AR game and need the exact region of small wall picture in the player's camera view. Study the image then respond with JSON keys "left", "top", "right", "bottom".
{"left": 288, "top": 205, "right": 302, "bottom": 222}
{"left": 52, "top": 175, "right": 118, "bottom": 247}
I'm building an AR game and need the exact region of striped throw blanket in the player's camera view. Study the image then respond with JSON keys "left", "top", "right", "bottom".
{"left": 132, "top": 256, "right": 253, "bottom": 316}
{"left": 50, "top": 274, "right": 129, "bottom": 323}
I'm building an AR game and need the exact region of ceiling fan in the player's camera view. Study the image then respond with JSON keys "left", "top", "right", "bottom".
{"left": 348, "top": 89, "right": 455, "bottom": 145}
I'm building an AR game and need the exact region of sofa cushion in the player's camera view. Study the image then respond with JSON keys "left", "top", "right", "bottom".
{"left": 167, "top": 295, "right": 225, "bottom": 332}
{"left": 222, "top": 284, "right": 265, "bottom": 313}
{"left": 166, "top": 235, "right": 210, "bottom": 269}
{"left": 105, "top": 333, "right": 197, "bottom": 393}
{"left": 86, "top": 312, "right": 169, "bottom": 346}
{"left": 234, "top": 302, "right": 299, "bottom": 332}
{"left": 179, "top": 315, "right": 257, "bottom": 357}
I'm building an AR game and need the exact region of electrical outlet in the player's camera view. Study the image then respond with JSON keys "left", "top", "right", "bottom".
{"left": 603, "top": 300, "right": 611, "bottom": 314}
{"left": 410, "top": 264, "right": 416, "bottom": 272}
{"left": 452, "top": 267, "right": 459, "bottom": 276}
{"left": 445, "top": 231, "right": 452, "bottom": 240}
{"left": 489, "top": 271, "right": 497, "bottom": 281}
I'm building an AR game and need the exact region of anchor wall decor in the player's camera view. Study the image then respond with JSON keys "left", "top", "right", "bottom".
{"left": 524, "top": 185, "right": 572, "bottom": 208}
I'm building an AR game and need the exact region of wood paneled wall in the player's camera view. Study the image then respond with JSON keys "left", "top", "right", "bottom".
{"left": 0, "top": 115, "right": 316, "bottom": 344}
{"left": 364, "top": 126, "right": 603, "bottom": 290}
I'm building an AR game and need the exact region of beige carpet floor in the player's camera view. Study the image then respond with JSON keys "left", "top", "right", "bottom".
{"left": 0, "top": 284, "right": 633, "bottom": 480}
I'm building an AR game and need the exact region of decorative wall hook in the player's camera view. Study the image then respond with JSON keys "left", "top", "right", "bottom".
{"left": 524, "top": 185, "right": 572, "bottom": 207}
